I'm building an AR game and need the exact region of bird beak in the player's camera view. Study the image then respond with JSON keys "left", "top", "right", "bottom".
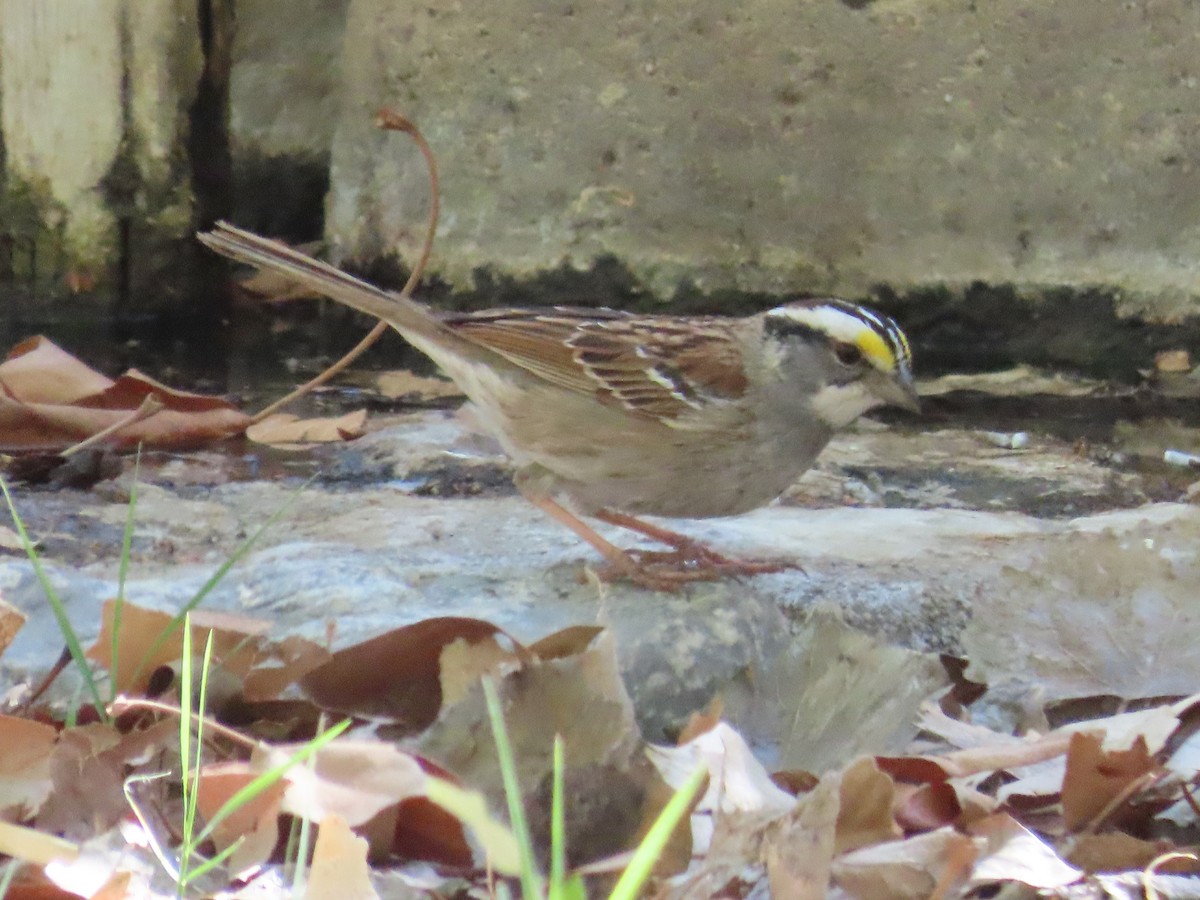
{"left": 871, "top": 371, "right": 921, "bottom": 413}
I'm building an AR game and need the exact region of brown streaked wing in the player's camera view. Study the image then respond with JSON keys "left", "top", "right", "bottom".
{"left": 570, "top": 318, "right": 748, "bottom": 419}
{"left": 444, "top": 308, "right": 748, "bottom": 420}
{"left": 444, "top": 308, "right": 629, "bottom": 397}
{"left": 641, "top": 319, "right": 749, "bottom": 397}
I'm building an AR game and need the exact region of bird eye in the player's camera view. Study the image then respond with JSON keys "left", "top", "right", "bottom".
{"left": 833, "top": 341, "right": 863, "bottom": 366}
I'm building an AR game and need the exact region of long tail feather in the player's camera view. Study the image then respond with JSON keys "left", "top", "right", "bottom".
{"left": 197, "top": 222, "right": 446, "bottom": 342}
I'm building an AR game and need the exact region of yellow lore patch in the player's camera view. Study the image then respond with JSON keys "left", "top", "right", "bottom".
{"left": 854, "top": 329, "right": 896, "bottom": 371}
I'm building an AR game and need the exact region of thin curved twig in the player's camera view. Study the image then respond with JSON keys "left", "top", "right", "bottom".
{"left": 250, "top": 109, "right": 441, "bottom": 423}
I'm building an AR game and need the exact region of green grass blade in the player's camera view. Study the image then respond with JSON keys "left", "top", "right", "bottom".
{"left": 176, "top": 830, "right": 242, "bottom": 888}
{"left": 186, "top": 631, "right": 215, "bottom": 843}
{"left": 178, "top": 624, "right": 217, "bottom": 894}
{"left": 177, "top": 617, "right": 194, "bottom": 895}
{"left": 424, "top": 777, "right": 520, "bottom": 875}
{"left": 290, "top": 717, "right": 324, "bottom": 897}
{"left": 0, "top": 476, "right": 107, "bottom": 721}
{"left": 179, "top": 836, "right": 242, "bottom": 886}
{"left": 607, "top": 764, "right": 706, "bottom": 900}
{"left": 282, "top": 815, "right": 301, "bottom": 873}
{"left": 0, "top": 858, "right": 19, "bottom": 900}
{"left": 549, "top": 734, "right": 566, "bottom": 897}
{"left": 291, "top": 798, "right": 314, "bottom": 894}
{"left": 482, "top": 676, "right": 543, "bottom": 900}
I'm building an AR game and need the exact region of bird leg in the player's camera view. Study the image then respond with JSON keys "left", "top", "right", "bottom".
{"left": 523, "top": 494, "right": 648, "bottom": 582}
{"left": 593, "top": 509, "right": 796, "bottom": 580}
{"left": 522, "top": 493, "right": 793, "bottom": 589}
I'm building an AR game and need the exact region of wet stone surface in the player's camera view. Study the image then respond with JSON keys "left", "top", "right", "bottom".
{"left": 2, "top": 386, "right": 1199, "bottom": 740}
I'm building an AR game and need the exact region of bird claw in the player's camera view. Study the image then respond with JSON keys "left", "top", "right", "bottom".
{"left": 596, "top": 544, "right": 799, "bottom": 591}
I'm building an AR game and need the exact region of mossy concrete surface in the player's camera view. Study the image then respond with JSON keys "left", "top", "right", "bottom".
{"left": 320, "top": 0, "right": 1200, "bottom": 318}
{"left": 0, "top": 0, "right": 200, "bottom": 299}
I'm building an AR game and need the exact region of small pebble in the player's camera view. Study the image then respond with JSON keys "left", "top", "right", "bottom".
{"left": 1163, "top": 449, "right": 1200, "bottom": 469}
{"left": 982, "top": 431, "right": 1029, "bottom": 450}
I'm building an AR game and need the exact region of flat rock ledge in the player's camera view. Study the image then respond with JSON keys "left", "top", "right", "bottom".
{"left": 1, "top": 413, "right": 1196, "bottom": 739}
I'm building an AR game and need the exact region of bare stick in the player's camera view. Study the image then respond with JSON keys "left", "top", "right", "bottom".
{"left": 62, "top": 394, "right": 164, "bottom": 457}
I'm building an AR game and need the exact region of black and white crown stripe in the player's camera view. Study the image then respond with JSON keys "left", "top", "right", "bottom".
{"left": 765, "top": 299, "right": 912, "bottom": 373}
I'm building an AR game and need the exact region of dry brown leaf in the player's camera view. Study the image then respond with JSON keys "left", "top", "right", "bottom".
{"left": 832, "top": 827, "right": 980, "bottom": 900}
{"left": 195, "top": 762, "right": 286, "bottom": 877}
{"left": 968, "top": 813, "right": 1081, "bottom": 890}
{"left": 245, "top": 409, "right": 368, "bottom": 447}
{"left": 627, "top": 759, "right": 695, "bottom": 880}
{"left": 835, "top": 757, "right": 902, "bottom": 854}
{"left": 0, "top": 594, "right": 25, "bottom": 660}
{"left": 439, "top": 625, "right": 608, "bottom": 710}
{"left": 0, "top": 820, "right": 78, "bottom": 867}
{"left": 8, "top": 870, "right": 88, "bottom": 900}
{"left": 391, "top": 757, "right": 473, "bottom": 868}
{"left": 1066, "top": 832, "right": 1177, "bottom": 874}
{"left": 0, "top": 714, "right": 56, "bottom": 817}
{"left": 878, "top": 730, "right": 1074, "bottom": 783}
{"left": 526, "top": 624, "right": 606, "bottom": 661}
{"left": 304, "top": 814, "right": 379, "bottom": 900}
{"left": 86, "top": 600, "right": 328, "bottom": 699}
{"left": 300, "top": 616, "right": 516, "bottom": 726}
{"left": 1061, "top": 732, "right": 1160, "bottom": 833}
{"left": 894, "top": 781, "right": 963, "bottom": 833}
{"left": 86, "top": 870, "right": 132, "bottom": 900}
{"left": 253, "top": 739, "right": 428, "bottom": 828}
{"left": 0, "top": 337, "right": 250, "bottom": 451}
{"left": 418, "top": 628, "right": 646, "bottom": 868}
{"left": 41, "top": 828, "right": 156, "bottom": 898}
{"left": 438, "top": 635, "right": 524, "bottom": 709}
{"left": 243, "top": 633, "right": 334, "bottom": 702}
{"left": 763, "top": 772, "right": 840, "bottom": 900}
{"left": 375, "top": 370, "right": 462, "bottom": 402}
{"left": 0, "top": 336, "right": 112, "bottom": 403}
{"left": 36, "top": 720, "right": 177, "bottom": 839}
{"left": 648, "top": 721, "right": 794, "bottom": 858}
{"left": 997, "top": 696, "right": 1200, "bottom": 816}
{"left": 1062, "top": 694, "right": 1200, "bottom": 757}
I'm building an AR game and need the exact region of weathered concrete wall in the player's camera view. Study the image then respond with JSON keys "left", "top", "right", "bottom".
{"left": 319, "top": 0, "right": 1200, "bottom": 319}
{"left": 230, "top": 0, "right": 350, "bottom": 158}
{"left": 6, "top": 0, "right": 1200, "bottom": 326}
{"left": 228, "top": 0, "right": 350, "bottom": 236}
{"left": 0, "top": 0, "right": 201, "bottom": 300}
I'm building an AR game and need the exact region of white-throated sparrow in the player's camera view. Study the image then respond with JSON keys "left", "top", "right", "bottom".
{"left": 200, "top": 223, "right": 918, "bottom": 588}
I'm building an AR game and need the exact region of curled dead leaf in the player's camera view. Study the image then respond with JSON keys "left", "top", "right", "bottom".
{"left": 195, "top": 762, "right": 286, "bottom": 877}
{"left": 299, "top": 616, "right": 519, "bottom": 726}
{"left": 835, "top": 757, "right": 902, "bottom": 854}
{"left": 305, "top": 814, "right": 380, "bottom": 900}
{"left": 0, "top": 337, "right": 250, "bottom": 451}
{"left": 246, "top": 409, "right": 368, "bottom": 447}
{"left": 86, "top": 600, "right": 329, "bottom": 701}
{"left": 252, "top": 739, "right": 428, "bottom": 829}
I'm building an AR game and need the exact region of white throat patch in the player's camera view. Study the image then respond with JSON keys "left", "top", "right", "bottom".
{"left": 809, "top": 382, "right": 879, "bottom": 428}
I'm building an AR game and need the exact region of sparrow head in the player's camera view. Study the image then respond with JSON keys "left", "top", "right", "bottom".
{"left": 763, "top": 299, "right": 918, "bottom": 428}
